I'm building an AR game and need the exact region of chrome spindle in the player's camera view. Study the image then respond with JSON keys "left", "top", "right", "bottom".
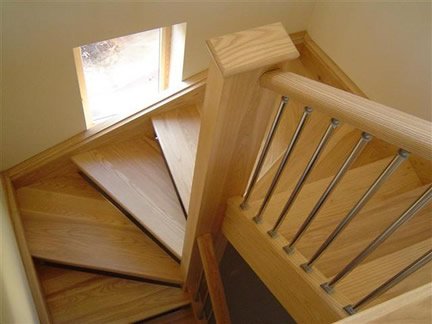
{"left": 208, "top": 308, "right": 215, "bottom": 322}
{"left": 284, "top": 132, "right": 372, "bottom": 253}
{"left": 322, "top": 185, "right": 432, "bottom": 293}
{"left": 344, "top": 249, "right": 432, "bottom": 315}
{"left": 302, "top": 149, "right": 410, "bottom": 272}
{"left": 198, "top": 290, "right": 210, "bottom": 320}
{"left": 253, "top": 106, "right": 313, "bottom": 223}
{"left": 193, "top": 270, "right": 204, "bottom": 301}
{"left": 268, "top": 118, "right": 340, "bottom": 238}
{"left": 241, "top": 96, "right": 289, "bottom": 209}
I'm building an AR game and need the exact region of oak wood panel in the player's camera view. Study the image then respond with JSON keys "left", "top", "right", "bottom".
{"left": 207, "top": 22, "right": 299, "bottom": 77}
{"left": 7, "top": 71, "right": 207, "bottom": 187}
{"left": 1, "top": 175, "right": 52, "bottom": 324}
{"left": 223, "top": 197, "right": 349, "bottom": 323}
{"left": 197, "top": 234, "right": 231, "bottom": 324}
{"left": 72, "top": 136, "right": 186, "bottom": 259}
{"left": 261, "top": 71, "right": 432, "bottom": 160}
{"left": 182, "top": 23, "right": 298, "bottom": 292}
{"left": 37, "top": 264, "right": 190, "bottom": 324}
{"left": 336, "top": 283, "right": 432, "bottom": 323}
{"left": 152, "top": 105, "right": 201, "bottom": 212}
{"left": 17, "top": 187, "right": 183, "bottom": 284}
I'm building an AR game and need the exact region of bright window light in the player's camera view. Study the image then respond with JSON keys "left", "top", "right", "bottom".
{"left": 74, "top": 23, "right": 186, "bottom": 128}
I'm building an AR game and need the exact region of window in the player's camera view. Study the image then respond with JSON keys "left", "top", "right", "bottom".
{"left": 74, "top": 23, "right": 186, "bottom": 128}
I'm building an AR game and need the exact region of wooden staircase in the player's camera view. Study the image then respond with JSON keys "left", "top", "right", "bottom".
{"left": 9, "top": 102, "right": 202, "bottom": 323}
{"left": 4, "top": 23, "right": 431, "bottom": 324}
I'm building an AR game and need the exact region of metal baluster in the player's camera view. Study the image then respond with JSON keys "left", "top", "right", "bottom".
{"left": 241, "top": 96, "right": 289, "bottom": 209}
{"left": 268, "top": 118, "right": 340, "bottom": 238}
{"left": 253, "top": 106, "right": 313, "bottom": 223}
{"left": 322, "top": 185, "right": 432, "bottom": 293}
{"left": 284, "top": 132, "right": 372, "bottom": 253}
{"left": 198, "top": 290, "right": 210, "bottom": 320}
{"left": 193, "top": 270, "right": 204, "bottom": 301}
{"left": 302, "top": 149, "right": 410, "bottom": 272}
{"left": 344, "top": 249, "right": 432, "bottom": 315}
{"left": 207, "top": 308, "right": 215, "bottom": 323}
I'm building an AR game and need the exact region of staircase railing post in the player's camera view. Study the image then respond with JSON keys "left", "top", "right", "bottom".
{"left": 181, "top": 23, "right": 300, "bottom": 294}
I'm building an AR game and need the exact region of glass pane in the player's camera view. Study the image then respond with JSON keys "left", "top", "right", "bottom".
{"left": 80, "top": 28, "right": 160, "bottom": 123}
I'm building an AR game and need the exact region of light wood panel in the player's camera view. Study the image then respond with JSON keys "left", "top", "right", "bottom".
{"left": 182, "top": 22, "right": 298, "bottom": 292}
{"left": 72, "top": 136, "right": 186, "bottom": 259}
{"left": 37, "top": 264, "right": 190, "bottom": 324}
{"left": 261, "top": 71, "right": 432, "bottom": 160}
{"left": 197, "top": 234, "right": 231, "bottom": 324}
{"left": 207, "top": 22, "right": 299, "bottom": 77}
{"left": 152, "top": 105, "right": 201, "bottom": 212}
{"left": 1, "top": 175, "right": 52, "bottom": 324}
{"left": 336, "top": 283, "right": 432, "bottom": 323}
{"left": 17, "top": 187, "right": 183, "bottom": 284}
{"left": 223, "top": 197, "right": 349, "bottom": 323}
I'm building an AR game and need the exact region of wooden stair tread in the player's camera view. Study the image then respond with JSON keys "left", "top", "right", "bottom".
{"left": 338, "top": 239, "right": 432, "bottom": 310}
{"left": 144, "top": 307, "right": 196, "bottom": 323}
{"left": 250, "top": 157, "right": 425, "bottom": 276}
{"left": 152, "top": 105, "right": 200, "bottom": 212}
{"left": 71, "top": 136, "right": 186, "bottom": 259}
{"left": 37, "top": 264, "right": 190, "bottom": 324}
{"left": 17, "top": 187, "right": 183, "bottom": 284}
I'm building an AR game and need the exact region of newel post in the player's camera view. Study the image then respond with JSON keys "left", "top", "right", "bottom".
{"left": 182, "top": 23, "right": 299, "bottom": 287}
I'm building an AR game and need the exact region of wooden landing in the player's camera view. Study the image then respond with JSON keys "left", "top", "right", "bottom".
{"left": 152, "top": 105, "right": 201, "bottom": 212}
{"left": 71, "top": 136, "right": 186, "bottom": 259}
{"left": 37, "top": 264, "right": 190, "bottom": 324}
{"left": 17, "top": 186, "right": 183, "bottom": 285}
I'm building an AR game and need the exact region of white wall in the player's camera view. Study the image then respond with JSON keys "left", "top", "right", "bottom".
{"left": 0, "top": 181, "right": 39, "bottom": 324}
{"left": 308, "top": 1, "right": 432, "bottom": 121}
{"left": 1, "top": 2, "right": 316, "bottom": 170}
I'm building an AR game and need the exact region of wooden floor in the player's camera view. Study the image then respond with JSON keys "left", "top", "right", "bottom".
{"left": 17, "top": 184, "right": 183, "bottom": 284}
{"left": 152, "top": 105, "right": 201, "bottom": 213}
{"left": 37, "top": 264, "right": 190, "bottom": 324}
{"left": 72, "top": 136, "right": 186, "bottom": 259}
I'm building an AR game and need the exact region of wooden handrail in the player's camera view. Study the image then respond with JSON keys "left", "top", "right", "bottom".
{"left": 197, "top": 233, "right": 231, "bottom": 324}
{"left": 260, "top": 71, "right": 432, "bottom": 160}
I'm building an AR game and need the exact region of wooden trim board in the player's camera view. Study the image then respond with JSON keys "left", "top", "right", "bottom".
{"left": 1, "top": 174, "right": 52, "bottom": 324}
{"left": 197, "top": 234, "right": 231, "bottom": 324}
